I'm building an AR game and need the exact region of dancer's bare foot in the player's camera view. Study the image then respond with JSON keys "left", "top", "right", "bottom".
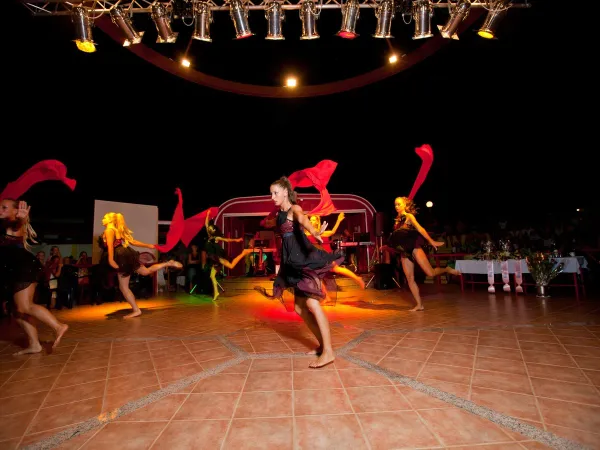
{"left": 409, "top": 306, "right": 425, "bottom": 312}
{"left": 309, "top": 350, "right": 335, "bottom": 368}
{"left": 14, "top": 343, "right": 43, "bottom": 356}
{"left": 448, "top": 267, "right": 461, "bottom": 276}
{"left": 168, "top": 260, "right": 183, "bottom": 269}
{"left": 306, "top": 347, "right": 323, "bottom": 356}
{"left": 53, "top": 324, "right": 69, "bottom": 349}
{"left": 124, "top": 310, "right": 142, "bottom": 319}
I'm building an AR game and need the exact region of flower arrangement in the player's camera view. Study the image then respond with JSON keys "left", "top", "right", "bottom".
{"left": 525, "top": 252, "right": 564, "bottom": 286}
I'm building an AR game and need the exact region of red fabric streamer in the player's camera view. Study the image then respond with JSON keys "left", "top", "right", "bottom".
{"left": 154, "top": 188, "right": 184, "bottom": 253}
{"left": 1, "top": 160, "right": 77, "bottom": 200}
{"left": 408, "top": 144, "right": 434, "bottom": 200}
{"left": 154, "top": 188, "right": 219, "bottom": 252}
{"left": 260, "top": 160, "right": 339, "bottom": 226}
{"left": 181, "top": 207, "right": 219, "bottom": 248}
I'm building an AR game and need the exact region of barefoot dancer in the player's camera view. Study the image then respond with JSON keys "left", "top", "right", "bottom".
{"left": 256, "top": 176, "right": 342, "bottom": 368}
{"left": 0, "top": 199, "right": 68, "bottom": 354}
{"left": 204, "top": 210, "right": 253, "bottom": 303}
{"left": 100, "top": 212, "right": 182, "bottom": 318}
{"left": 383, "top": 197, "right": 460, "bottom": 311}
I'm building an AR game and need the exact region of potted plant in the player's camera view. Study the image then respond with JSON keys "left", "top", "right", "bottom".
{"left": 525, "top": 252, "right": 564, "bottom": 298}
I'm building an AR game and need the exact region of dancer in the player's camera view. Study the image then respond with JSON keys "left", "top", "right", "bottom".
{"left": 0, "top": 199, "right": 69, "bottom": 354}
{"left": 304, "top": 212, "right": 365, "bottom": 289}
{"left": 256, "top": 176, "right": 349, "bottom": 368}
{"left": 204, "top": 210, "right": 253, "bottom": 302}
{"left": 100, "top": 212, "right": 182, "bottom": 318}
{"left": 383, "top": 197, "right": 460, "bottom": 311}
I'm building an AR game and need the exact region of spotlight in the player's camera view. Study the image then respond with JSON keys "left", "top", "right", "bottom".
{"left": 192, "top": 1, "right": 213, "bottom": 42}
{"left": 71, "top": 6, "right": 96, "bottom": 53}
{"left": 337, "top": 0, "right": 360, "bottom": 39}
{"left": 373, "top": 0, "right": 394, "bottom": 39}
{"left": 265, "top": 2, "right": 285, "bottom": 40}
{"left": 478, "top": 0, "right": 511, "bottom": 39}
{"left": 230, "top": 0, "right": 253, "bottom": 39}
{"left": 412, "top": 0, "right": 433, "bottom": 40}
{"left": 426, "top": 201, "right": 433, "bottom": 208}
{"left": 388, "top": 54, "right": 398, "bottom": 63}
{"left": 110, "top": 6, "right": 144, "bottom": 46}
{"left": 181, "top": 58, "right": 191, "bottom": 67}
{"left": 437, "top": 0, "right": 470, "bottom": 40}
{"left": 299, "top": 0, "right": 320, "bottom": 40}
{"left": 286, "top": 77, "right": 297, "bottom": 87}
{"left": 151, "top": 3, "right": 178, "bottom": 43}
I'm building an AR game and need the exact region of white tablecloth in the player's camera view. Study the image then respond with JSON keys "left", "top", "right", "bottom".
{"left": 455, "top": 257, "right": 586, "bottom": 275}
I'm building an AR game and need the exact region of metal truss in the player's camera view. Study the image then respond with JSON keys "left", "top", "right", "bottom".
{"left": 19, "top": 0, "right": 531, "bottom": 17}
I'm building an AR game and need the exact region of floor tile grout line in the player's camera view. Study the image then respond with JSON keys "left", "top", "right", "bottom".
{"left": 548, "top": 328, "right": 600, "bottom": 399}
{"left": 467, "top": 329, "right": 480, "bottom": 402}
{"left": 332, "top": 362, "right": 373, "bottom": 450}
{"left": 340, "top": 352, "right": 586, "bottom": 450}
{"left": 412, "top": 333, "right": 442, "bottom": 381}
{"left": 99, "top": 341, "right": 114, "bottom": 416}
{"left": 219, "top": 358, "right": 252, "bottom": 450}
{"left": 21, "top": 354, "right": 247, "bottom": 450}
{"left": 15, "top": 342, "right": 79, "bottom": 449}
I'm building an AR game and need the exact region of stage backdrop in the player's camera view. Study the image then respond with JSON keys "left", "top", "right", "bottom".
{"left": 92, "top": 200, "right": 159, "bottom": 264}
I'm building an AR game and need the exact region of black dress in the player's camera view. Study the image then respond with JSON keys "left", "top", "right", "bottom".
{"left": 100, "top": 235, "right": 141, "bottom": 277}
{"left": 0, "top": 224, "right": 44, "bottom": 303}
{"left": 270, "top": 208, "right": 344, "bottom": 300}
{"left": 387, "top": 215, "right": 426, "bottom": 262}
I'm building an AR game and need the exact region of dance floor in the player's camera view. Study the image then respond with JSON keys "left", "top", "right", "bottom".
{"left": 0, "top": 283, "right": 599, "bottom": 449}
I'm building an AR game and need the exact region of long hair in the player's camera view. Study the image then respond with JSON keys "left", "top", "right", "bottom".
{"left": 396, "top": 196, "right": 418, "bottom": 215}
{"left": 104, "top": 212, "right": 134, "bottom": 247}
{"left": 3, "top": 198, "right": 38, "bottom": 252}
{"left": 271, "top": 176, "right": 298, "bottom": 204}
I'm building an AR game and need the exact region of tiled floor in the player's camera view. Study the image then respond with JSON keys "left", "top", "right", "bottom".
{"left": 0, "top": 284, "right": 599, "bottom": 449}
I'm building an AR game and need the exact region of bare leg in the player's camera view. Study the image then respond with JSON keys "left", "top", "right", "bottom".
{"left": 210, "top": 267, "right": 220, "bottom": 303}
{"left": 13, "top": 284, "right": 68, "bottom": 352}
{"left": 401, "top": 257, "right": 424, "bottom": 311}
{"left": 413, "top": 248, "right": 461, "bottom": 277}
{"left": 305, "top": 298, "right": 335, "bottom": 368}
{"left": 331, "top": 263, "right": 365, "bottom": 289}
{"left": 117, "top": 275, "right": 141, "bottom": 319}
{"left": 295, "top": 296, "right": 324, "bottom": 355}
{"left": 219, "top": 249, "right": 253, "bottom": 270}
{"left": 137, "top": 260, "right": 182, "bottom": 276}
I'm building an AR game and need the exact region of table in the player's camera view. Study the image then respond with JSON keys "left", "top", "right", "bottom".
{"left": 455, "top": 257, "right": 587, "bottom": 299}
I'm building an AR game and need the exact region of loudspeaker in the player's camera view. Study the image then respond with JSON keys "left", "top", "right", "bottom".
{"left": 374, "top": 263, "right": 398, "bottom": 290}
{"left": 375, "top": 212, "right": 389, "bottom": 237}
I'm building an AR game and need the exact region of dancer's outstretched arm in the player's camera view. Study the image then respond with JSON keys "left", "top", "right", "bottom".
{"left": 405, "top": 214, "right": 444, "bottom": 248}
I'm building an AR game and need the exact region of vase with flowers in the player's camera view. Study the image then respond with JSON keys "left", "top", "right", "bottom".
{"left": 525, "top": 252, "right": 565, "bottom": 298}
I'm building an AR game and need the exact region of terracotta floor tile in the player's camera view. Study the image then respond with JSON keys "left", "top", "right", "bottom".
{"left": 295, "top": 414, "right": 367, "bottom": 450}
{"left": 151, "top": 419, "right": 229, "bottom": 449}
{"left": 81, "top": 421, "right": 166, "bottom": 449}
{"left": 358, "top": 411, "right": 441, "bottom": 449}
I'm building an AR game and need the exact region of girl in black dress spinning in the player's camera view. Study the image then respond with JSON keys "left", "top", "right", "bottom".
{"left": 385, "top": 197, "right": 460, "bottom": 311}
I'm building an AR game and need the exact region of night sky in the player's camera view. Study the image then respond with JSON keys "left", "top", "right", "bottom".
{"left": 2, "top": 0, "right": 589, "bottom": 232}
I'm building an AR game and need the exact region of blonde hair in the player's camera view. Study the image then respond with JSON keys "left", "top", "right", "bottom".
{"left": 3, "top": 199, "right": 38, "bottom": 252}
{"left": 103, "top": 212, "right": 134, "bottom": 247}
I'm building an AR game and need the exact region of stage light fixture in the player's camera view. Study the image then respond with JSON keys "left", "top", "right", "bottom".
{"left": 230, "top": 0, "right": 254, "bottom": 39}
{"left": 373, "top": 0, "right": 394, "bottom": 38}
{"left": 192, "top": 1, "right": 213, "bottom": 42}
{"left": 151, "top": 3, "right": 178, "bottom": 43}
{"left": 72, "top": 6, "right": 96, "bottom": 53}
{"left": 181, "top": 58, "right": 191, "bottom": 67}
{"left": 265, "top": 2, "right": 285, "bottom": 40}
{"left": 388, "top": 54, "right": 398, "bottom": 63}
{"left": 437, "top": 0, "right": 470, "bottom": 40}
{"left": 299, "top": 1, "right": 320, "bottom": 40}
{"left": 286, "top": 77, "right": 297, "bottom": 87}
{"left": 337, "top": 0, "right": 360, "bottom": 39}
{"left": 478, "top": 0, "right": 511, "bottom": 39}
{"left": 110, "top": 6, "right": 144, "bottom": 46}
{"left": 426, "top": 201, "right": 433, "bottom": 208}
{"left": 412, "top": 0, "right": 433, "bottom": 40}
